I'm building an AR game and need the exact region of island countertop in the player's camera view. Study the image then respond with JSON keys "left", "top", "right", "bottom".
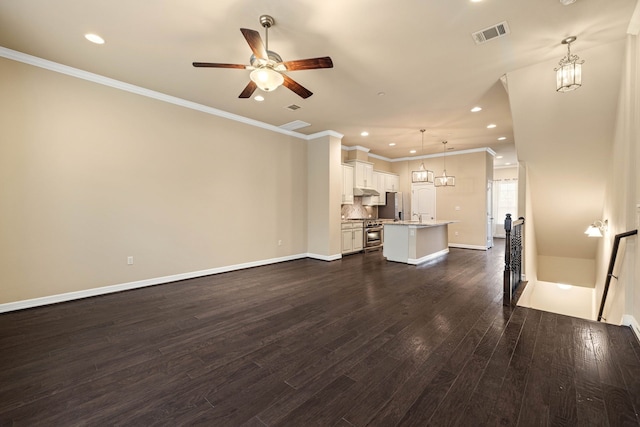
{"left": 383, "top": 220, "right": 457, "bottom": 227}
{"left": 383, "top": 221, "right": 454, "bottom": 264}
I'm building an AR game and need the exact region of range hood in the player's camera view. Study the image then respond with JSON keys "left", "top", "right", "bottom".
{"left": 353, "top": 187, "right": 380, "bottom": 197}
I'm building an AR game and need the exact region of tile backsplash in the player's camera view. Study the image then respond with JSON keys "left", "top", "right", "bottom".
{"left": 341, "top": 197, "right": 378, "bottom": 219}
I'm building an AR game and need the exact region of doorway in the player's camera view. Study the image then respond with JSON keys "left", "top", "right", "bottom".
{"left": 411, "top": 183, "right": 436, "bottom": 222}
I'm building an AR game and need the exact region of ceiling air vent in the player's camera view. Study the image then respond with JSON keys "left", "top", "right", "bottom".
{"left": 472, "top": 21, "right": 510, "bottom": 45}
{"left": 285, "top": 104, "right": 301, "bottom": 111}
{"left": 279, "top": 120, "right": 311, "bottom": 131}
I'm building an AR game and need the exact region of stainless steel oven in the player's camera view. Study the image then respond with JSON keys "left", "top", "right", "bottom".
{"left": 364, "top": 219, "right": 383, "bottom": 251}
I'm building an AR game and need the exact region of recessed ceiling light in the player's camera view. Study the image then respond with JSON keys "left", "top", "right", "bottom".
{"left": 254, "top": 95, "right": 264, "bottom": 102}
{"left": 410, "top": 150, "right": 417, "bottom": 154}
{"left": 471, "top": 0, "right": 483, "bottom": 2}
{"left": 389, "top": 142, "right": 396, "bottom": 146}
{"left": 497, "top": 136, "right": 506, "bottom": 140}
{"left": 471, "top": 106, "right": 482, "bottom": 112}
{"left": 361, "top": 131, "right": 369, "bottom": 137}
{"left": 487, "top": 124, "right": 497, "bottom": 129}
{"left": 85, "top": 33, "right": 105, "bottom": 44}
{"left": 505, "top": 162, "right": 511, "bottom": 165}
{"left": 377, "top": 92, "right": 386, "bottom": 96}
{"left": 496, "top": 155, "right": 504, "bottom": 159}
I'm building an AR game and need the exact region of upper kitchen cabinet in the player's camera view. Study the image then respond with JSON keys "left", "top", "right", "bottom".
{"left": 345, "top": 160, "right": 374, "bottom": 190}
{"left": 385, "top": 173, "right": 400, "bottom": 193}
{"left": 363, "top": 171, "right": 385, "bottom": 205}
{"left": 342, "top": 164, "right": 354, "bottom": 204}
{"left": 364, "top": 171, "right": 399, "bottom": 206}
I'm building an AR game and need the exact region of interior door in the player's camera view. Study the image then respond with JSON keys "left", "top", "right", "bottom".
{"left": 411, "top": 183, "right": 436, "bottom": 221}
{"left": 486, "top": 180, "right": 494, "bottom": 248}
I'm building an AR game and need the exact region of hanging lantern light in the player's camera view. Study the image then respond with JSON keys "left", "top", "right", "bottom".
{"left": 555, "top": 36, "right": 584, "bottom": 92}
{"left": 434, "top": 141, "right": 455, "bottom": 187}
{"left": 412, "top": 129, "right": 434, "bottom": 183}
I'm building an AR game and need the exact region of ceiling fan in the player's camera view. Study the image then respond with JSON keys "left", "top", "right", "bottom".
{"left": 193, "top": 15, "right": 333, "bottom": 99}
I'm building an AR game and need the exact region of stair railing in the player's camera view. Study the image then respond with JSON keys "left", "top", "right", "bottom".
{"left": 504, "top": 214, "right": 524, "bottom": 306}
{"left": 597, "top": 229, "right": 638, "bottom": 322}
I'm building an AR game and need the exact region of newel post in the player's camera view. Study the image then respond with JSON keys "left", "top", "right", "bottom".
{"left": 503, "top": 214, "right": 512, "bottom": 305}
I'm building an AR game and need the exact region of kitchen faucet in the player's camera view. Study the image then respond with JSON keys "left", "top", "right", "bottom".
{"left": 412, "top": 212, "right": 422, "bottom": 223}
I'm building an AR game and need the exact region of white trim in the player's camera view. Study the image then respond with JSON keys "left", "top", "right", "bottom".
{"left": 341, "top": 145, "right": 370, "bottom": 153}
{"left": 357, "top": 147, "right": 496, "bottom": 163}
{"left": 448, "top": 243, "right": 488, "bottom": 251}
{"left": 307, "top": 253, "right": 343, "bottom": 261}
{"left": 408, "top": 248, "right": 449, "bottom": 265}
{"left": 622, "top": 315, "right": 640, "bottom": 342}
{"left": 628, "top": 0, "right": 640, "bottom": 35}
{"left": 0, "top": 253, "right": 309, "bottom": 314}
{"left": 307, "top": 130, "right": 344, "bottom": 140}
{"left": 0, "top": 46, "right": 346, "bottom": 142}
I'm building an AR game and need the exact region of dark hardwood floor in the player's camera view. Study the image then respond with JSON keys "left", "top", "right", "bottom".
{"left": 1, "top": 246, "right": 640, "bottom": 426}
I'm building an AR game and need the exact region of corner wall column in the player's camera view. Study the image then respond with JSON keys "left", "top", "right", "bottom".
{"left": 307, "top": 132, "right": 343, "bottom": 259}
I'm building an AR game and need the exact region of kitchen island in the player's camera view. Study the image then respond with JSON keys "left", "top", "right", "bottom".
{"left": 383, "top": 221, "right": 454, "bottom": 264}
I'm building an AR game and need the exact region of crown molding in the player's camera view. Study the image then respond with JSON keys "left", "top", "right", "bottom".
{"left": 341, "top": 145, "right": 370, "bottom": 153}
{"left": 0, "top": 46, "right": 342, "bottom": 141}
{"left": 307, "top": 130, "right": 344, "bottom": 140}
{"left": 367, "top": 147, "right": 497, "bottom": 163}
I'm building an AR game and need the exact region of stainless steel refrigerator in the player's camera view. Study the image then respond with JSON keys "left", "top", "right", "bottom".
{"left": 379, "top": 192, "right": 404, "bottom": 220}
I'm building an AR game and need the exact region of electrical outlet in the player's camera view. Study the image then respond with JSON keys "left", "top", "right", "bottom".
{"left": 455, "top": 232, "right": 459, "bottom": 236}
{"left": 127, "top": 256, "right": 134, "bottom": 265}
{"left": 278, "top": 240, "right": 282, "bottom": 246}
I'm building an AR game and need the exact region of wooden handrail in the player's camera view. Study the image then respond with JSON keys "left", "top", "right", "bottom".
{"left": 597, "top": 229, "right": 638, "bottom": 321}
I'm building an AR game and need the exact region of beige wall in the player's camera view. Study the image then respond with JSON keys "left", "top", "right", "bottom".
{"left": 597, "top": 32, "right": 640, "bottom": 328}
{"left": 392, "top": 150, "right": 492, "bottom": 248}
{"left": 493, "top": 166, "right": 518, "bottom": 181}
{"left": 369, "top": 156, "right": 392, "bottom": 173}
{"left": 537, "top": 256, "right": 596, "bottom": 288}
{"left": 0, "top": 57, "right": 310, "bottom": 304}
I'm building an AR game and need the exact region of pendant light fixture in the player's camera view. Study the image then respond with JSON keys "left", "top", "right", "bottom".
{"left": 555, "top": 36, "right": 584, "bottom": 92}
{"left": 434, "top": 141, "right": 455, "bottom": 187}
{"left": 412, "top": 129, "right": 434, "bottom": 183}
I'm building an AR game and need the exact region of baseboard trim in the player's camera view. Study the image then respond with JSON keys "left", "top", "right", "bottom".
{"left": 408, "top": 249, "right": 449, "bottom": 265}
{"left": 307, "top": 253, "right": 343, "bottom": 261}
{"left": 0, "top": 253, "right": 310, "bottom": 313}
{"left": 448, "top": 243, "right": 487, "bottom": 251}
{"left": 622, "top": 315, "right": 640, "bottom": 343}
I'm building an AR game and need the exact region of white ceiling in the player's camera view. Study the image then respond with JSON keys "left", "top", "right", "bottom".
{"left": 0, "top": 0, "right": 636, "bottom": 167}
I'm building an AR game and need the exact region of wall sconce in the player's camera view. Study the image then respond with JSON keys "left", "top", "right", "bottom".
{"left": 584, "top": 219, "right": 608, "bottom": 237}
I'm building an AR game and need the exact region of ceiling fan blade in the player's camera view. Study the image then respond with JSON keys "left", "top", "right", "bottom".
{"left": 282, "top": 75, "right": 313, "bottom": 99}
{"left": 193, "top": 62, "right": 247, "bottom": 69}
{"left": 240, "top": 28, "right": 268, "bottom": 60}
{"left": 282, "top": 57, "right": 334, "bottom": 71}
{"left": 239, "top": 81, "right": 258, "bottom": 98}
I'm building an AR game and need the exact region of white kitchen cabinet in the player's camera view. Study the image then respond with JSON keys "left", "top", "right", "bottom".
{"left": 363, "top": 171, "right": 386, "bottom": 206}
{"left": 365, "top": 171, "right": 399, "bottom": 206}
{"left": 385, "top": 173, "right": 400, "bottom": 193}
{"left": 342, "top": 164, "right": 354, "bottom": 204}
{"left": 346, "top": 160, "right": 374, "bottom": 189}
{"left": 341, "top": 222, "right": 364, "bottom": 254}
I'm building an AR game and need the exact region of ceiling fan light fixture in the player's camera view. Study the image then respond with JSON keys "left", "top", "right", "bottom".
{"left": 250, "top": 67, "right": 284, "bottom": 92}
